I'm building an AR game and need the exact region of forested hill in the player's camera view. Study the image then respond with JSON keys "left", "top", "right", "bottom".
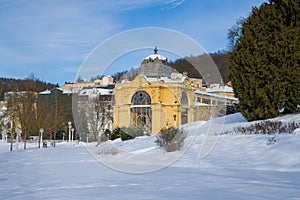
{"left": 111, "top": 51, "right": 230, "bottom": 83}
{"left": 0, "top": 78, "right": 56, "bottom": 101}
{"left": 170, "top": 51, "right": 229, "bottom": 83}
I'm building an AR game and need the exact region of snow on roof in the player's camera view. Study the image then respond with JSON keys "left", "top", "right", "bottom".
{"left": 93, "top": 79, "right": 102, "bottom": 82}
{"left": 39, "top": 88, "right": 77, "bottom": 95}
{"left": 195, "top": 90, "right": 238, "bottom": 101}
{"left": 206, "top": 85, "right": 233, "bottom": 93}
{"left": 144, "top": 54, "right": 167, "bottom": 61}
{"left": 39, "top": 90, "right": 51, "bottom": 94}
{"left": 145, "top": 76, "right": 186, "bottom": 83}
{"left": 79, "top": 88, "right": 113, "bottom": 95}
{"left": 5, "top": 91, "right": 27, "bottom": 95}
{"left": 62, "top": 89, "right": 74, "bottom": 94}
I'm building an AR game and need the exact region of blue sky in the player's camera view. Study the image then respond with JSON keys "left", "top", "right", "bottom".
{"left": 0, "top": 0, "right": 265, "bottom": 85}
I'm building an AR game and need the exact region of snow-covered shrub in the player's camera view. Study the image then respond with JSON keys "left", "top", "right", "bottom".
{"left": 110, "top": 126, "right": 150, "bottom": 141}
{"left": 233, "top": 120, "right": 300, "bottom": 135}
{"left": 293, "top": 128, "right": 300, "bottom": 135}
{"left": 156, "top": 128, "right": 186, "bottom": 152}
{"left": 121, "top": 126, "right": 150, "bottom": 141}
{"left": 287, "top": 122, "right": 300, "bottom": 133}
{"left": 109, "top": 127, "right": 122, "bottom": 140}
{"left": 97, "top": 143, "right": 121, "bottom": 155}
{"left": 267, "top": 136, "right": 279, "bottom": 145}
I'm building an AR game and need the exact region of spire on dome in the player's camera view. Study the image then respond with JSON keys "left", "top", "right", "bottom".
{"left": 154, "top": 46, "right": 158, "bottom": 54}
{"left": 143, "top": 46, "right": 167, "bottom": 61}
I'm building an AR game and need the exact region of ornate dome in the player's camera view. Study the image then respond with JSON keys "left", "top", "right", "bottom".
{"left": 140, "top": 46, "right": 171, "bottom": 78}
{"left": 144, "top": 46, "right": 167, "bottom": 61}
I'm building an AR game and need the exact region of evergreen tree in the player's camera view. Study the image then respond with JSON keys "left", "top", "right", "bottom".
{"left": 228, "top": 0, "right": 300, "bottom": 121}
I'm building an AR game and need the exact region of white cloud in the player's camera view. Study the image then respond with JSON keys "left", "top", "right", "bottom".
{"left": 162, "top": 0, "right": 185, "bottom": 10}
{"left": 0, "top": 0, "right": 167, "bottom": 58}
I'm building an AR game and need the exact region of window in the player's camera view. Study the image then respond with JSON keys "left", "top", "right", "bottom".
{"left": 202, "top": 98, "right": 210, "bottom": 104}
{"left": 181, "top": 92, "right": 188, "bottom": 106}
{"left": 131, "top": 90, "right": 151, "bottom": 105}
{"left": 130, "top": 91, "right": 152, "bottom": 132}
{"left": 181, "top": 92, "right": 189, "bottom": 125}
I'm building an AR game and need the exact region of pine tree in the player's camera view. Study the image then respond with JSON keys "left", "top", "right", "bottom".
{"left": 228, "top": 0, "right": 300, "bottom": 121}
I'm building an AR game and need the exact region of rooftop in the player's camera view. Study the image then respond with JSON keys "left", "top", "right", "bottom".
{"left": 206, "top": 85, "right": 234, "bottom": 93}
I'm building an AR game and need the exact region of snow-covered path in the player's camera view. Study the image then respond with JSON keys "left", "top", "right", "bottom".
{"left": 1, "top": 145, "right": 300, "bottom": 200}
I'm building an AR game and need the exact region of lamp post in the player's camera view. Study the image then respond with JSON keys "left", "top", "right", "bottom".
{"left": 62, "top": 132, "right": 65, "bottom": 142}
{"left": 210, "top": 107, "right": 213, "bottom": 120}
{"left": 71, "top": 128, "right": 74, "bottom": 146}
{"left": 39, "top": 128, "right": 44, "bottom": 148}
{"left": 68, "top": 121, "right": 72, "bottom": 146}
{"left": 4, "top": 132, "right": 7, "bottom": 149}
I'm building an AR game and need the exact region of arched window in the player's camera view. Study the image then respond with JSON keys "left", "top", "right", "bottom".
{"left": 131, "top": 90, "right": 151, "bottom": 105}
{"left": 130, "top": 91, "right": 152, "bottom": 132}
{"left": 181, "top": 92, "right": 189, "bottom": 125}
{"left": 181, "top": 92, "right": 188, "bottom": 106}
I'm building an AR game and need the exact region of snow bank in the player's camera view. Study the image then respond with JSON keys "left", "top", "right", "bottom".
{"left": 84, "top": 112, "right": 300, "bottom": 173}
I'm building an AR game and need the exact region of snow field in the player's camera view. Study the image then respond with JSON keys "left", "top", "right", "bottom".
{"left": 0, "top": 113, "right": 300, "bottom": 199}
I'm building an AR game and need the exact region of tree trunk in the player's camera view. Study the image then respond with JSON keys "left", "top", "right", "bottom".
{"left": 53, "top": 132, "right": 56, "bottom": 147}
{"left": 10, "top": 142, "right": 13, "bottom": 151}
{"left": 23, "top": 133, "right": 27, "bottom": 150}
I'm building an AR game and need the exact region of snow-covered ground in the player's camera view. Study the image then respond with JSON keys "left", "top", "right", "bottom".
{"left": 0, "top": 113, "right": 300, "bottom": 199}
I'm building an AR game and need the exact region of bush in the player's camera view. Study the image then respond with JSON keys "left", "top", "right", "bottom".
{"left": 226, "top": 104, "right": 240, "bottom": 115}
{"left": 109, "top": 127, "right": 123, "bottom": 140}
{"left": 100, "top": 129, "right": 110, "bottom": 142}
{"left": 120, "top": 129, "right": 133, "bottom": 141}
{"left": 55, "top": 130, "right": 66, "bottom": 140}
{"left": 155, "top": 128, "right": 186, "bottom": 152}
{"left": 110, "top": 126, "right": 150, "bottom": 141}
{"left": 232, "top": 120, "right": 300, "bottom": 135}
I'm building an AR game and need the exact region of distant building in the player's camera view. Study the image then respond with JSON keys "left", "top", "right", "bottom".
{"left": 75, "top": 87, "right": 114, "bottom": 135}
{"left": 62, "top": 76, "right": 114, "bottom": 91}
{"left": 38, "top": 88, "right": 74, "bottom": 122}
{"left": 206, "top": 85, "right": 235, "bottom": 98}
{"left": 39, "top": 76, "right": 115, "bottom": 141}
